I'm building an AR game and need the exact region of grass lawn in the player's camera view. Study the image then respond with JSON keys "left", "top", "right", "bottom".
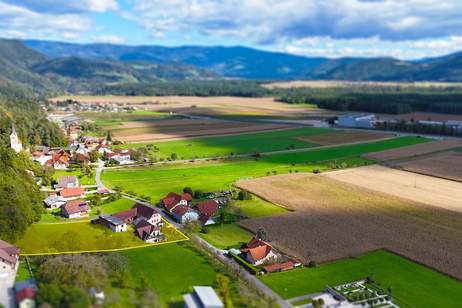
{"left": 16, "top": 221, "right": 185, "bottom": 254}
{"left": 232, "top": 196, "right": 289, "bottom": 218}
{"left": 120, "top": 243, "right": 218, "bottom": 306}
{"left": 53, "top": 169, "right": 96, "bottom": 186}
{"left": 260, "top": 250, "right": 462, "bottom": 307}
{"left": 117, "top": 127, "right": 333, "bottom": 159}
{"left": 103, "top": 136, "right": 429, "bottom": 202}
{"left": 15, "top": 258, "right": 32, "bottom": 281}
{"left": 90, "top": 198, "right": 135, "bottom": 217}
{"left": 198, "top": 224, "right": 253, "bottom": 249}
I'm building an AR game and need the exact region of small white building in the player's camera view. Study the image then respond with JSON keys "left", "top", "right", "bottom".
{"left": 337, "top": 114, "right": 376, "bottom": 129}
{"left": 183, "top": 286, "right": 224, "bottom": 308}
{"left": 44, "top": 195, "right": 67, "bottom": 209}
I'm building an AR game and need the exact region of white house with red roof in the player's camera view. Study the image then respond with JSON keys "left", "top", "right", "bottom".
{"left": 161, "top": 192, "right": 198, "bottom": 224}
{"left": 59, "top": 187, "right": 85, "bottom": 200}
{"left": 0, "top": 239, "right": 19, "bottom": 273}
{"left": 61, "top": 200, "right": 90, "bottom": 218}
{"left": 240, "top": 237, "right": 277, "bottom": 266}
{"left": 197, "top": 200, "right": 219, "bottom": 225}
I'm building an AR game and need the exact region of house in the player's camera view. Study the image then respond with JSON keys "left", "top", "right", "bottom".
{"left": 171, "top": 205, "right": 199, "bottom": 224}
{"left": 183, "top": 286, "right": 224, "bottom": 308}
{"left": 46, "top": 150, "right": 71, "bottom": 170}
{"left": 0, "top": 239, "right": 19, "bottom": 272}
{"left": 59, "top": 187, "right": 85, "bottom": 200}
{"left": 97, "top": 215, "right": 127, "bottom": 232}
{"left": 31, "top": 151, "right": 52, "bottom": 166}
{"left": 43, "top": 194, "right": 67, "bottom": 209}
{"left": 107, "top": 150, "right": 133, "bottom": 164}
{"left": 61, "top": 200, "right": 90, "bottom": 218}
{"left": 73, "top": 153, "right": 90, "bottom": 164}
{"left": 240, "top": 237, "right": 277, "bottom": 266}
{"left": 161, "top": 192, "right": 192, "bottom": 212}
{"left": 134, "top": 219, "right": 164, "bottom": 243}
{"left": 55, "top": 176, "right": 79, "bottom": 189}
{"left": 10, "top": 125, "right": 23, "bottom": 153}
{"left": 196, "top": 200, "right": 219, "bottom": 225}
{"left": 337, "top": 114, "right": 376, "bottom": 129}
{"left": 15, "top": 279, "right": 38, "bottom": 308}
{"left": 112, "top": 208, "right": 138, "bottom": 224}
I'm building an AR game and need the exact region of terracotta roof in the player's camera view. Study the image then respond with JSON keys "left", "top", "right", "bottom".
{"left": 162, "top": 192, "right": 191, "bottom": 211}
{"left": 241, "top": 237, "right": 273, "bottom": 262}
{"left": 133, "top": 203, "right": 158, "bottom": 219}
{"left": 15, "top": 288, "right": 36, "bottom": 303}
{"left": 63, "top": 200, "right": 89, "bottom": 215}
{"left": 134, "top": 220, "right": 159, "bottom": 240}
{"left": 263, "top": 260, "right": 296, "bottom": 273}
{"left": 0, "top": 239, "right": 19, "bottom": 266}
{"left": 197, "top": 200, "right": 219, "bottom": 216}
{"left": 171, "top": 205, "right": 189, "bottom": 216}
{"left": 181, "top": 193, "right": 192, "bottom": 201}
{"left": 60, "top": 187, "right": 85, "bottom": 198}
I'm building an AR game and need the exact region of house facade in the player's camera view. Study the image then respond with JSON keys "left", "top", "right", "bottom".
{"left": 0, "top": 239, "right": 20, "bottom": 272}
{"left": 240, "top": 237, "right": 277, "bottom": 266}
{"left": 97, "top": 215, "right": 127, "bottom": 232}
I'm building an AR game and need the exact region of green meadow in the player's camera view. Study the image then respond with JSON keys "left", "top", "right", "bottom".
{"left": 80, "top": 110, "right": 172, "bottom": 127}
{"left": 117, "top": 127, "right": 332, "bottom": 159}
{"left": 260, "top": 250, "right": 462, "bottom": 307}
{"left": 102, "top": 136, "right": 429, "bottom": 201}
{"left": 199, "top": 223, "right": 253, "bottom": 249}
{"left": 53, "top": 169, "right": 96, "bottom": 185}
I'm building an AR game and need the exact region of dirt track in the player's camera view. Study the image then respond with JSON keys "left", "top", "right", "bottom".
{"left": 236, "top": 172, "right": 462, "bottom": 280}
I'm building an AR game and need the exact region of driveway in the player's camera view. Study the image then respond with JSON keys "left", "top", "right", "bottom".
{"left": 0, "top": 269, "right": 16, "bottom": 308}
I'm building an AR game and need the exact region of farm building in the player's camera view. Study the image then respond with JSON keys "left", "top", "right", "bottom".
{"left": 97, "top": 215, "right": 128, "bottom": 232}
{"left": 134, "top": 219, "right": 164, "bottom": 243}
{"left": 263, "top": 259, "right": 301, "bottom": 273}
{"left": 59, "top": 187, "right": 85, "bottom": 200}
{"left": 240, "top": 237, "right": 277, "bottom": 266}
{"left": 337, "top": 114, "right": 376, "bottom": 129}
{"left": 61, "top": 200, "right": 90, "bottom": 218}
{"left": 183, "top": 286, "right": 224, "bottom": 308}
{"left": 197, "top": 200, "right": 220, "bottom": 225}
{"left": 161, "top": 192, "right": 192, "bottom": 211}
{"left": 170, "top": 205, "right": 199, "bottom": 224}
{"left": 43, "top": 194, "right": 67, "bottom": 209}
{"left": 0, "top": 239, "right": 19, "bottom": 272}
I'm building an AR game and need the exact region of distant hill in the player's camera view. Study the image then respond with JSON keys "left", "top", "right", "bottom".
{"left": 24, "top": 39, "right": 462, "bottom": 81}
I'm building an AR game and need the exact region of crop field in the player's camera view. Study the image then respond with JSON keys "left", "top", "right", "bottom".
{"left": 260, "top": 250, "right": 462, "bottom": 307}
{"left": 118, "top": 127, "right": 333, "bottom": 159}
{"left": 53, "top": 95, "right": 336, "bottom": 118}
{"left": 393, "top": 151, "right": 462, "bottom": 182}
{"left": 236, "top": 172, "right": 462, "bottom": 280}
{"left": 363, "top": 139, "right": 462, "bottom": 161}
{"left": 324, "top": 165, "right": 462, "bottom": 213}
{"left": 102, "top": 137, "right": 427, "bottom": 201}
{"left": 16, "top": 220, "right": 186, "bottom": 254}
{"left": 297, "top": 130, "right": 394, "bottom": 145}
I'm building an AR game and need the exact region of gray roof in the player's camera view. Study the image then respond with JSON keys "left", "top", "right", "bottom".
{"left": 15, "top": 279, "right": 38, "bottom": 292}
{"left": 193, "top": 286, "right": 224, "bottom": 308}
{"left": 100, "top": 214, "right": 126, "bottom": 226}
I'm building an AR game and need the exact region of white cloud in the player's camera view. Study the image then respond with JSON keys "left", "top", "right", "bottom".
{"left": 0, "top": 1, "right": 91, "bottom": 40}
{"left": 92, "top": 35, "right": 126, "bottom": 44}
{"left": 132, "top": 0, "right": 462, "bottom": 42}
{"left": 2, "top": 0, "right": 118, "bottom": 14}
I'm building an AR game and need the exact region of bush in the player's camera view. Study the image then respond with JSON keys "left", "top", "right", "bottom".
{"left": 194, "top": 190, "right": 204, "bottom": 199}
{"left": 238, "top": 190, "right": 252, "bottom": 201}
{"left": 308, "top": 260, "right": 317, "bottom": 268}
{"left": 183, "top": 187, "right": 193, "bottom": 196}
{"left": 313, "top": 169, "right": 321, "bottom": 174}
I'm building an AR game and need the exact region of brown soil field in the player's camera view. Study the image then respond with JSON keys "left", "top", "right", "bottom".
{"left": 394, "top": 151, "right": 462, "bottom": 182}
{"left": 51, "top": 95, "right": 336, "bottom": 118}
{"left": 398, "top": 112, "right": 462, "bottom": 122}
{"left": 296, "top": 130, "right": 394, "bottom": 145}
{"left": 363, "top": 139, "right": 462, "bottom": 161}
{"left": 236, "top": 171, "right": 462, "bottom": 280}
{"left": 109, "top": 118, "right": 292, "bottom": 142}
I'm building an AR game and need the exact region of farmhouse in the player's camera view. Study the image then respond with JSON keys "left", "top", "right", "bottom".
{"left": 337, "top": 114, "right": 376, "bottom": 129}
{"left": 55, "top": 175, "right": 79, "bottom": 189}
{"left": 197, "top": 200, "right": 219, "bottom": 225}
{"left": 43, "top": 194, "right": 67, "bottom": 209}
{"left": 59, "top": 187, "right": 85, "bottom": 200}
{"left": 107, "top": 151, "right": 133, "bottom": 165}
{"left": 0, "top": 239, "right": 19, "bottom": 272}
{"left": 61, "top": 200, "right": 90, "bottom": 218}
{"left": 98, "top": 215, "right": 127, "bottom": 232}
{"left": 171, "top": 205, "right": 199, "bottom": 224}
{"left": 45, "top": 150, "right": 71, "bottom": 169}
{"left": 240, "top": 237, "right": 277, "bottom": 266}
{"left": 134, "top": 219, "right": 164, "bottom": 243}
{"left": 183, "top": 286, "right": 224, "bottom": 308}
{"left": 161, "top": 192, "right": 192, "bottom": 211}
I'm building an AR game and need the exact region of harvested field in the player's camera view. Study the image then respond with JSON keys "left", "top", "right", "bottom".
{"left": 363, "top": 139, "right": 462, "bottom": 161}
{"left": 324, "top": 165, "right": 462, "bottom": 213}
{"left": 237, "top": 171, "right": 462, "bottom": 280}
{"left": 297, "top": 130, "right": 394, "bottom": 145}
{"left": 109, "top": 118, "right": 292, "bottom": 142}
{"left": 52, "top": 95, "right": 335, "bottom": 118}
{"left": 393, "top": 151, "right": 462, "bottom": 182}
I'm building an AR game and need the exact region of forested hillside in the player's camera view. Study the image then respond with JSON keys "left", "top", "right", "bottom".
{"left": 0, "top": 86, "right": 66, "bottom": 242}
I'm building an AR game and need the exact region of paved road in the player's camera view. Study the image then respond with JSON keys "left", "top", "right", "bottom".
{"left": 0, "top": 270, "right": 16, "bottom": 308}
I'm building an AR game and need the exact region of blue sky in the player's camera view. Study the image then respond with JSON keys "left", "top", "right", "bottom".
{"left": 1, "top": 0, "right": 462, "bottom": 59}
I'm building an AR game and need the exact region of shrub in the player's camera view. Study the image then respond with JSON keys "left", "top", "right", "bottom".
{"left": 308, "top": 260, "right": 317, "bottom": 268}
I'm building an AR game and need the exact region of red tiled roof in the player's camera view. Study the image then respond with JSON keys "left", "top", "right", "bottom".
{"left": 60, "top": 187, "right": 85, "bottom": 198}
{"left": 16, "top": 288, "right": 36, "bottom": 303}
{"left": 113, "top": 208, "right": 137, "bottom": 222}
{"left": 241, "top": 237, "right": 273, "bottom": 262}
{"left": 132, "top": 203, "right": 158, "bottom": 219}
{"left": 171, "top": 205, "right": 189, "bottom": 216}
{"left": 162, "top": 192, "right": 191, "bottom": 211}
{"left": 197, "top": 200, "right": 218, "bottom": 216}
{"left": 181, "top": 193, "right": 192, "bottom": 201}
{"left": 0, "top": 239, "right": 19, "bottom": 266}
{"left": 263, "top": 260, "right": 296, "bottom": 273}
{"left": 63, "top": 200, "right": 89, "bottom": 215}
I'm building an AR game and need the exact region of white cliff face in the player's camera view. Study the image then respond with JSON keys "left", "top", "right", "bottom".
{"left": 10, "top": 125, "right": 23, "bottom": 153}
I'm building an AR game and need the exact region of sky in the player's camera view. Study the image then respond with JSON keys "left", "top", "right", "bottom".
{"left": 1, "top": 0, "right": 462, "bottom": 59}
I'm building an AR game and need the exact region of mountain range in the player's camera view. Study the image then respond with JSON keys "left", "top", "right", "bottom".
{"left": 1, "top": 38, "right": 462, "bottom": 95}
